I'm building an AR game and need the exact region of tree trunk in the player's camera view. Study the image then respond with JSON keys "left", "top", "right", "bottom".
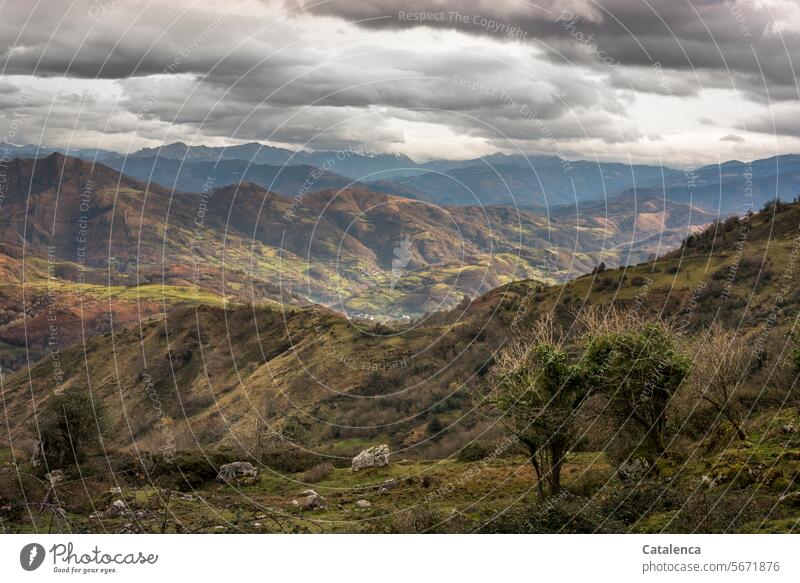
{"left": 549, "top": 443, "right": 564, "bottom": 495}
{"left": 524, "top": 441, "right": 546, "bottom": 500}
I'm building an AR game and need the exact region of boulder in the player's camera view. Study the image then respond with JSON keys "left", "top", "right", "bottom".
{"left": 106, "top": 499, "right": 129, "bottom": 518}
{"left": 617, "top": 458, "right": 649, "bottom": 482}
{"left": 30, "top": 440, "right": 43, "bottom": 468}
{"left": 299, "top": 489, "right": 326, "bottom": 509}
{"left": 355, "top": 499, "right": 371, "bottom": 508}
{"left": 351, "top": 444, "right": 390, "bottom": 471}
{"left": 216, "top": 461, "right": 259, "bottom": 485}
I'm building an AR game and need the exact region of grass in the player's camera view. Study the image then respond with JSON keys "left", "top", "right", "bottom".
{"left": 2, "top": 404, "right": 799, "bottom": 534}
{"left": 21, "top": 281, "right": 228, "bottom": 306}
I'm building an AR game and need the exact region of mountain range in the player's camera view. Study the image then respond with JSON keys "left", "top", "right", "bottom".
{"left": 0, "top": 153, "right": 712, "bottom": 371}
{"left": 4, "top": 142, "right": 799, "bottom": 214}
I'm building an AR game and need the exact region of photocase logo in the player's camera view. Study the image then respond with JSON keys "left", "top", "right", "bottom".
{"left": 20, "top": 543, "right": 46, "bottom": 571}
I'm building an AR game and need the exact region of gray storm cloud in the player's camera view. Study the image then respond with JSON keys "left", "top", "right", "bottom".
{"left": 0, "top": 0, "right": 797, "bottom": 163}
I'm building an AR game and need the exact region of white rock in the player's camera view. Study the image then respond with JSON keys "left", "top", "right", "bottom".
{"left": 106, "top": 499, "right": 129, "bottom": 517}
{"left": 356, "top": 499, "right": 371, "bottom": 508}
{"left": 351, "top": 444, "right": 390, "bottom": 471}
{"left": 216, "top": 461, "right": 259, "bottom": 485}
{"left": 299, "top": 489, "right": 326, "bottom": 509}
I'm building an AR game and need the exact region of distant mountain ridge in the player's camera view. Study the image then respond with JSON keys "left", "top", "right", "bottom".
{"left": 5, "top": 142, "right": 799, "bottom": 215}
{"left": 0, "top": 155, "right": 712, "bottom": 329}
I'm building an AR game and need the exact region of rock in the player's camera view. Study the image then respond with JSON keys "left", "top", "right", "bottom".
{"left": 299, "top": 489, "right": 326, "bottom": 509}
{"left": 356, "top": 499, "right": 371, "bottom": 508}
{"left": 216, "top": 461, "right": 259, "bottom": 485}
{"left": 782, "top": 424, "right": 797, "bottom": 434}
{"left": 46, "top": 470, "right": 64, "bottom": 485}
{"left": 108, "top": 486, "right": 123, "bottom": 495}
{"left": 30, "top": 440, "right": 43, "bottom": 468}
{"left": 379, "top": 479, "right": 400, "bottom": 493}
{"left": 617, "top": 458, "right": 649, "bottom": 482}
{"left": 351, "top": 444, "right": 390, "bottom": 471}
{"left": 106, "top": 499, "right": 129, "bottom": 518}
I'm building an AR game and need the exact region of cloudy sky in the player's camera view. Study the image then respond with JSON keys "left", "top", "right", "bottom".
{"left": 1, "top": 0, "right": 799, "bottom": 166}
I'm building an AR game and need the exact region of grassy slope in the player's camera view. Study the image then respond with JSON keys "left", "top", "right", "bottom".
{"left": 2, "top": 200, "right": 799, "bottom": 533}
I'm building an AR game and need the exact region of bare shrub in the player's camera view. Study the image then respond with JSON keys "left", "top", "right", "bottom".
{"left": 686, "top": 323, "right": 752, "bottom": 440}
{"left": 300, "top": 462, "right": 334, "bottom": 483}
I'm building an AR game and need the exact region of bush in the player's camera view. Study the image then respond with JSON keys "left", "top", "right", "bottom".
{"left": 426, "top": 416, "right": 445, "bottom": 436}
{"left": 260, "top": 447, "right": 325, "bottom": 473}
{"left": 456, "top": 442, "right": 491, "bottom": 462}
{"left": 480, "top": 494, "right": 610, "bottom": 533}
{"left": 363, "top": 504, "right": 469, "bottom": 533}
{"left": 301, "top": 462, "right": 334, "bottom": 483}
{"left": 36, "top": 390, "right": 107, "bottom": 467}
{"left": 148, "top": 450, "right": 240, "bottom": 490}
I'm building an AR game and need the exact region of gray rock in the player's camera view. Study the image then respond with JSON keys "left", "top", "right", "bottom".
{"left": 216, "top": 461, "right": 259, "bottom": 485}
{"left": 31, "top": 440, "right": 43, "bottom": 468}
{"left": 782, "top": 424, "right": 796, "bottom": 434}
{"left": 351, "top": 444, "right": 390, "bottom": 471}
{"left": 379, "top": 478, "right": 400, "bottom": 493}
{"left": 356, "top": 499, "right": 371, "bottom": 508}
{"left": 106, "top": 499, "right": 129, "bottom": 517}
{"left": 299, "top": 489, "right": 326, "bottom": 509}
{"left": 617, "top": 458, "right": 649, "bottom": 482}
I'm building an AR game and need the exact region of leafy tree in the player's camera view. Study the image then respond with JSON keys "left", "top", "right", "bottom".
{"left": 583, "top": 323, "right": 690, "bottom": 456}
{"left": 486, "top": 339, "right": 588, "bottom": 498}
{"left": 37, "top": 390, "right": 107, "bottom": 467}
